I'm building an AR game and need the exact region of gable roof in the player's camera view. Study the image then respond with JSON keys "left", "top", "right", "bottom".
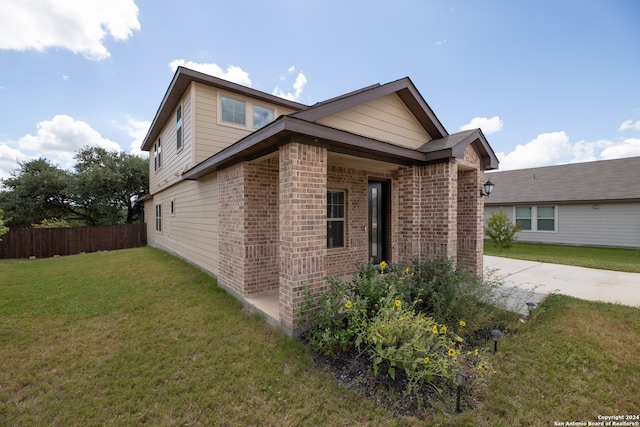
{"left": 418, "top": 128, "right": 499, "bottom": 170}
{"left": 141, "top": 68, "right": 500, "bottom": 178}
{"left": 291, "top": 77, "right": 448, "bottom": 140}
{"left": 141, "top": 67, "right": 307, "bottom": 151}
{"left": 484, "top": 157, "right": 640, "bottom": 205}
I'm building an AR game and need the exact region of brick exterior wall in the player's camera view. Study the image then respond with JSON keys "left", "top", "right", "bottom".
{"left": 219, "top": 140, "right": 486, "bottom": 334}
{"left": 279, "top": 142, "right": 327, "bottom": 332}
{"left": 397, "top": 162, "right": 458, "bottom": 263}
{"left": 244, "top": 158, "right": 279, "bottom": 294}
{"left": 218, "top": 163, "right": 246, "bottom": 295}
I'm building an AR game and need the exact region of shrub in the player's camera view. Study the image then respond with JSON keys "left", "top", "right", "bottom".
{"left": 485, "top": 208, "right": 521, "bottom": 251}
{"left": 297, "top": 256, "right": 517, "bottom": 395}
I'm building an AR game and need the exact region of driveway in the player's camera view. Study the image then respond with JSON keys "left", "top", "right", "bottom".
{"left": 484, "top": 255, "right": 640, "bottom": 314}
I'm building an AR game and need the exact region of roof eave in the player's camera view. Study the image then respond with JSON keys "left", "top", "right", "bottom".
{"left": 141, "top": 67, "right": 308, "bottom": 152}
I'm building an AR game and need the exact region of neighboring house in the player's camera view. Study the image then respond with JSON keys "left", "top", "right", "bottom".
{"left": 484, "top": 157, "right": 640, "bottom": 248}
{"left": 141, "top": 67, "right": 499, "bottom": 335}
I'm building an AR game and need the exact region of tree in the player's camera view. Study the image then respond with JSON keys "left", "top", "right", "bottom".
{"left": 72, "top": 147, "right": 148, "bottom": 225}
{"left": 0, "top": 158, "right": 73, "bottom": 228}
{"left": 0, "top": 209, "right": 9, "bottom": 240}
{"left": 484, "top": 208, "right": 521, "bottom": 252}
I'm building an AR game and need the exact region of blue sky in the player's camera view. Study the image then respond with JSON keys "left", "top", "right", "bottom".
{"left": 1, "top": 0, "right": 639, "bottom": 180}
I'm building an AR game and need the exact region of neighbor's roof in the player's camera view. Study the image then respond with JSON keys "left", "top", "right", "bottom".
{"left": 484, "top": 157, "right": 640, "bottom": 205}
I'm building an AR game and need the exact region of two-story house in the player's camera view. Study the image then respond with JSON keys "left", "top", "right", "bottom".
{"left": 141, "top": 67, "right": 499, "bottom": 335}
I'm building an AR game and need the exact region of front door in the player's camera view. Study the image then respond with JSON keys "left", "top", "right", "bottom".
{"left": 368, "top": 181, "right": 387, "bottom": 264}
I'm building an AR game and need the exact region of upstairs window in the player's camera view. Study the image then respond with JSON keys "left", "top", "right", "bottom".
{"left": 327, "top": 190, "right": 345, "bottom": 248}
{"left": 253, "top": 105, "right": 275, "bottom": 129}
{"left": 176, "top": 105, "right": 183, "bottom": 150}
{"left": 537, "top": 206, "right": 555, "bottom": 231}
{"left": 154, "top": 138, "right": 162, "bottom": 171}
{"left": 221, "top": 96, "right": 246, "bottom": 126}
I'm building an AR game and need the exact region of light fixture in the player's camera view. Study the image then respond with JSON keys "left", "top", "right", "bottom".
{"left": 490, "top": 329, "right": 503, "bottom": 352}
{"left": 480, "top": 179, "right": 495, "bottom": 197}
{"left": 526, "top": 301, "right": 537, "bottom": 317}
{"left": 455, "top": 370, "right": 468, "bottom": 413}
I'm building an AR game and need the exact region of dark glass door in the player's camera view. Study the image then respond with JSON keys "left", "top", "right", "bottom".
{"left": 368, "top": 181, "right": 386, "bottom": 264}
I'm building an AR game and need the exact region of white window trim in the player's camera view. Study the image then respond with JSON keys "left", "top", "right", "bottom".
{"left": 176, "top": 105, "right": 183, "bottom": 152}
{"left": 217, "top": 92, "right": 276, "bottom": 130}
{"left": 513, "top": 205, "right": 558, "bottom": 233}
{"left": 155, "top": 203, "right": 162, "bottom": 233}
{"left": 327, "top": 189, "right": 346, "bottom": 249}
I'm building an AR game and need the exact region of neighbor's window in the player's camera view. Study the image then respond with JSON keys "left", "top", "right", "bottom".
{"left": 170, "top": 198, "right": 175, "bottom": 216}
{"left": 253, "top": 105, "right": 274, "bottom": 129}
{"left": 514, "top": 206, "right": 556, "bottom": 232}
{"left": 537, "top": 206, "right": 555, "bottom": 231}
{"left": 176, "top": 105, "right": 183, "bottom": 150}
{"left": 515, "top": 207, "right": 531, "bottom": 230}
{"left": 155, "top": 203, "right": 162, "bottom": 232}
{"left": 327, "top": 190, "right": 345, "bottom": 248}
{"left": 154, "top": 138, "right": 162, "bottom": 171}
{"left": 221, "top": 96, "right": 246, "bottom": 126}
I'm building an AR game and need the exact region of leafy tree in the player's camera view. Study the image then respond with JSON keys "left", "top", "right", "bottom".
{"left": 0, "top": 209, "right": 9, "bottom": 240}
{"left": 484, "top": 208, "right": 521, "bottom": 252}
{"left": 0, "top": 158, "right": 73, "bottom": 228}
{"left": 0, "top": 147, "right": 148, "bottom": 228}
{"left": 72, "top": 147, "right": 148, "bottom": 225}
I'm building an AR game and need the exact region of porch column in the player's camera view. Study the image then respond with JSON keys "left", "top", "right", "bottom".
{"left": 278, "top": 141, "right": 327, "bottom": 334}
{"left": 457, "top": 168, "right": 484, "bottom": 276}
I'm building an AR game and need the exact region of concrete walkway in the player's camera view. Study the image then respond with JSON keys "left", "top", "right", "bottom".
{"left": 484, "top": 255, "right": 640, "bottom": 313}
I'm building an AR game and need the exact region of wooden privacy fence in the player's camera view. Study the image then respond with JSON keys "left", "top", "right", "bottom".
{"left": 0, "top": 223, "right": 147, "bottom": 259}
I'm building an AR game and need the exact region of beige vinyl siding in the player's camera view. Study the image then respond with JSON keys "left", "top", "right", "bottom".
{"left": 192, "top": 82, "right": 297, "bottom": 164}
{"left": 149, "top": 88, "right": 194, "bottom": 195}
{"left": 484, "top": 203, "right": 640, "bottom": 248}
{"left": 316, "top": 93, "right": 430, "bottom": 149}
{"left": 146, "top": 175, "right": 220, "bottom": 275}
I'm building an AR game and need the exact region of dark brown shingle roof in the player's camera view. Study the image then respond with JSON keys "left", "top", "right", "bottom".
{"left": 484, "top": 157, "right": 640, "bottom": 205}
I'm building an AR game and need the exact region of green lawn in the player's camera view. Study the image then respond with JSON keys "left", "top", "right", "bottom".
{"left": 1, "top": 247, "right": 639, "bottom": 426}
{"left": 484, "top": 241, "right": 640, "bottom": 273}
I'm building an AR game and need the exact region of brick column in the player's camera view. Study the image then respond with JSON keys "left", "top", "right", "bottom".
{"left": 279, "top": 141, "right": 327, "bottom": 334}
{"left": 397, "top": 166, "right": 420, "bottom": 261}
{"left": 419, "top": 162, "right": 457, "bottom": 260}
{"left": 457, "top": 168, "right": 484, "bottom": 276}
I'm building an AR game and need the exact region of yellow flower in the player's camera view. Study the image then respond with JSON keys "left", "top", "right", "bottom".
{"left": 379, "top": 261, "right": 388, "bottom": 271}
{"left": 432, "top": 325, "right": 439, "bottom": 334}
{"left": 345, "top": 300, "right": 353, "bottom": 310}
{"left": 474, "top": 348, "right": 479, "bottom": 356}
{"left": 423, "top": 357, "right": 430, "bottom": 364}
{"left": 459, "top": 320, "right": 466, "bottom": 327}
{"left": 440, "top": 325, "right": 447, "bottom": 334}
{"left": 395, "top": 299, "right": 402, "bottom": 308}
{"left": 404, "top": 267, "right": 410, "bottom": 274}
{"left": 448, "top": 349, "right": 457, "bottom": 357}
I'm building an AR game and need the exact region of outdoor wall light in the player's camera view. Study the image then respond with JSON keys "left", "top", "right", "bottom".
{"left": 490, "top": 329, "right": 503, "bottom": 352}
{"left": 526, "top": 301, "right": 537, "bottom": 316}
{"left": 480, "top": 179, "right": 495, "bottom": 197}
{"left": 455, "top": 370, "right": 468, "bottom": 413}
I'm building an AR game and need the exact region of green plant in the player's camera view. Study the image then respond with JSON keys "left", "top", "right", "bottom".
{"left": 365, "top": 294, "right": 462, "bottom": 391}
{"left": 0, "top": 208, "right": 8, "bottom": 240}
{"left": 31, "top": 217, "right": 72, "bottom": 228}
{"left": 484, "top": 208, "right": 521, "bottom": 251}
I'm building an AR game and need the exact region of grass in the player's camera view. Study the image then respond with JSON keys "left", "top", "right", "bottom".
{"left": 1, "top": 247, "right": 639, "bottom": 425}
{"left": 484, "top": 241, "right": 640, "bottom": 273}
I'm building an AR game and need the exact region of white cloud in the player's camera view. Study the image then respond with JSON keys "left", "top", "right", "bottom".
{"left": 496, "top": 131, "right": 572, "bottom": 170}
{"left": 600, "top": 138, "right": 640, "bottom": 159}
{"left": 122, "top": 116, "right": 150, "bottom": 157}
{"left": 460, "top": 116, "right": 503, "bottom": 135}
{"left": 434, "top": 40, "right": 447, "bottom": 47}
{"left": 272, "top": 71, "right": 307, "bottom": 102}
{"left": 618, "top": 119, "right": 640, "bottom": 132}
{"left": 16, "top": 114, "right": 121, "bottom": 169}
{"left": 0, "top": 0, "right": 140, "bottom": 60}
{"left": 0, "top": 144, "right": 28, "bottom": 180}
{"left": 496, "top": 132, "right": 640, "bottom": 170}
{"left": 169, "top": 59, "right": 252, "bottom": 87}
